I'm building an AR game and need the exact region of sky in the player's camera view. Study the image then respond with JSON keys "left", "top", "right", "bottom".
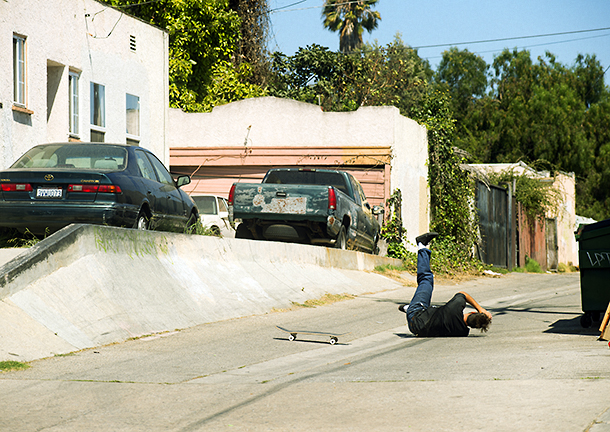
{"left": 267, "top": 0, "right": 610, "bottom": 75}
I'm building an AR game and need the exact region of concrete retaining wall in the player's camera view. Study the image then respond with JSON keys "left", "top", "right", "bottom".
{"left": 0, "top": 224, "right": 403, "bottom": 362}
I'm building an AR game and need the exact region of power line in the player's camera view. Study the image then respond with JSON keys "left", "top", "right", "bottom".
{"left": 272, "top": 0, "right": 309, "bottom": 12}
{"left": 420, "top": 32, "right": 610, "bottom": 61}
{"left": 411, "top": 27, "right": 610, "bottom": 51}
{"left": 271, "top": 0, "right": 378, "bottom": 14}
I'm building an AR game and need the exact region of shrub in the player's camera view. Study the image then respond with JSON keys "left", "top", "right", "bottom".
{"left": 525, "top": 256, "right": 544, "bottom": 273}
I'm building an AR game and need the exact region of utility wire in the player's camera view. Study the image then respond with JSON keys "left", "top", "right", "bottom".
{"left": 419, "top": 32, "right": 610, "bottom": 61}
{"left": 271, "top": 0, "right": 377, "bottom": 13}
{"left": 273, "top": 0, "right": 309, "bottom": 12}
{"left": 411, "top": 27, "right": 610, "bottom": 50}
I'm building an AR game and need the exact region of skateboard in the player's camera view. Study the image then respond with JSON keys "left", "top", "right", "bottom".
{"left": 276, "top": 325, "right": 349, "bottom": 345}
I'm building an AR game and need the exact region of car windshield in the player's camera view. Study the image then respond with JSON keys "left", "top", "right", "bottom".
{"left": 193, "top": 196, "right": 218, "bottom": 215}
{"left": 264, "top": 170, "right": 349, "bottom": 194}
{"left": 11, "top": 144, "right": 128, "bottom": 171}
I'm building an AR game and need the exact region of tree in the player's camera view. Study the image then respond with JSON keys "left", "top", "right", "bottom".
{"left": 362, "top": 36, "right": 433, "bottom": 117}
{"left": 268, "top": 44, "right": 343, "bottom": 106}
{"left": 268, "top": 37, "right": 432, "bottom": 115}
{"left": 579, "top": 90, "right": 610, "bottom": 219}
{"left": 322, "top": 0, "right": 381, "bottom": 53}
{"left": 101, "top": 0, "right": 266, "bottom": 112}
{"left": 448, "top": 47, "right": 610, "bottom": 219}
{"left": 434, "top": 47, "right": 488, "bottom": 117}
{"left": 228, "top": 0, "right": 271, "bottom": 86}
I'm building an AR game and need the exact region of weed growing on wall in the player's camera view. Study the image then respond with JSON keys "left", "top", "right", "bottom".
{"left": 380, "top": 190, "right": 411, "bottom": 260}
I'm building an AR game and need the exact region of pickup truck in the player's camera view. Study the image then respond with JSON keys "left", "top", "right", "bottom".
{"left": 228, "top": 168, "right": 382, "bottom": 254}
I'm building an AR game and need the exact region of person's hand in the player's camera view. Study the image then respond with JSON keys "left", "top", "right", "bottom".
{"left": 482, "top": 309, "right": 492, "bottom": 321}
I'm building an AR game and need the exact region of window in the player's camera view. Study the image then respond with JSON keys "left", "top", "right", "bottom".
{"left": 13, "top": 35, "right": 26, "bottom": 106}
{"left": 218, "top": 198, "right": 228, "bottom": 213}
{"left": 11, "top": 144, "right": 126, "bottom": 171}
{"left": 69, "top": 72, "right": 80, "bottom": 136}
{"left": 126, "top": 94, "right": 140, "bottom": 137}
{"left": 349, "top": 175, "right": 362, "bottom": 206}
{"left": 147, "top": 153, "right": 175, "bottom": 186}
{"left": 193, "top": 196, "right": 218, "bottom": 215}
{"left": 90, "top": 82, "right": 105, "bottom": 142}
{"left": 135, "top": 150, "right": 156, "bottom": 181}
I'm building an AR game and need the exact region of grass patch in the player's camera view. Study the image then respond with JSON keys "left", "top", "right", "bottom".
{"left": 374, "top": 263, "right": 410, "bottom": 273}
{"left": 0, "top": 228, "right": 46, "bottom": 248}
{"left": 557, "top": 262, "right": 579, "bottom": 273}
{"left": 374, "top": 264, "right": 417, "bottom": 286}
{"left": 298, "top": 293, "right": 355, "bottom": 308}
{"left": 0, "top": 361, "right": 30, "bottom": 372}
{"left": 272, "top": 293, "right": 355, "bottom": 312}
{"left": 525, "top": 256, "right": 544, "bottom": 273}
{"left": 54, "top": 352, "right": 76, "bottom": 357}
{"left": 488, "top": 266, "right": 510, "bottom": 275}
{"left": 186, "top": 221, "right": 222, "bottom": 237}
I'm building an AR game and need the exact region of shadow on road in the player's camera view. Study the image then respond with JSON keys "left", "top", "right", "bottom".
{"left": 544, "top": 315, "right": 601, "bottom": 336}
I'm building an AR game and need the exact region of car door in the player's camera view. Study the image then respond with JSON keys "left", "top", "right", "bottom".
{"left": 349, "top": 174, "right": 375, "bottom": 251}
{"left": 134, "top": 149, "right": 165, "bottom": 229}
{"left": 145, "top": 152, "right": 188, "bottom": 231}
{"left": 217, "top": 197, "right": 234, "bottom": 237}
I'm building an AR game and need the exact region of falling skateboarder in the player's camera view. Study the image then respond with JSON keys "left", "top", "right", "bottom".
{"left": 398, "top": 232, "right": 492, "bottom": 337}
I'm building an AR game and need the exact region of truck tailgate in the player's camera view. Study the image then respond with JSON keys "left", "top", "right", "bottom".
{"left": 232, "top": 184, "right": 329, "bottom": 221}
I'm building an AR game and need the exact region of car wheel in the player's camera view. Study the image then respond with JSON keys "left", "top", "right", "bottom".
{"left": 335, "top": 226, "right": 347, "bottom": 250}
{"left": 135, "top": 211, "right": 149, "bottom": 230}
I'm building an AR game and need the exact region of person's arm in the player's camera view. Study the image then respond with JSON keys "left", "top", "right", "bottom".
{"left": 458, "top": 291, "right": 492, "bottom": 320}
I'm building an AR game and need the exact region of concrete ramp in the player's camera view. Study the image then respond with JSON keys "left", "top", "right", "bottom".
{"left": 0, "top": 224, "right": 403, "bottom": 362}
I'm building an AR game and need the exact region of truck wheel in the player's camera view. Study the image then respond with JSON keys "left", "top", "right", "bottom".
{"left": 236, "top": 223, "right": 254, "bottom": 239}
{"left": 335, "top": 226, "right": 347, "bottom": 250}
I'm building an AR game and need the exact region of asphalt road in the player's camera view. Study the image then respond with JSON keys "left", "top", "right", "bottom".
{"left": 1, "top": 271, "right": 609, "bottom": 432}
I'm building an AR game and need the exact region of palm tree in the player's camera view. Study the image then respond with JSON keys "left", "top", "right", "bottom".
{"left": 322, "top": 0, "right": 381, "bottom": 53}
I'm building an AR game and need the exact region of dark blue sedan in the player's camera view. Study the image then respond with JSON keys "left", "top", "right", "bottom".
{"left": 0, "top": 143, "right": 198, "bottom": 235}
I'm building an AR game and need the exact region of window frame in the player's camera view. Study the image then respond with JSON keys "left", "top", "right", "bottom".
{"left": 69, "top": 71, "right": 80, "bottom": 137}
{"left": 126, "top": 93, "right": 140, "bottom": 141}
{"left": 90, "top": 82, "right": 106, "bottom": 141}
{"left": 13, "top": 34, "right": 27, "bottom": 107}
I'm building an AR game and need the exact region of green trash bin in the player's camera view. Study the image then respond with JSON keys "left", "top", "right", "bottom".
{"left": 577, "top": 218, "right": 610, "bottom": 328}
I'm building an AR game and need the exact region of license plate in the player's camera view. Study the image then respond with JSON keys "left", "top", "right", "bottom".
{"left": 262, "top": 197, "right": 307, "bottom": 214}
{"left": 36, "top": 187, "right": 63, "bottom": 198}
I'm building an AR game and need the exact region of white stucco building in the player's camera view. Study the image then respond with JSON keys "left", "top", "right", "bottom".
{"left": 0, "top": 0, "right": 169, "bottom": 168}
{"left": 169, "top": 97, "right": 430, "bottom": 243}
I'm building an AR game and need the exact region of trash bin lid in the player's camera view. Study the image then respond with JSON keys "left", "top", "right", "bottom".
{"left": 578, "top": 218, "right": 610, "bottom": 243}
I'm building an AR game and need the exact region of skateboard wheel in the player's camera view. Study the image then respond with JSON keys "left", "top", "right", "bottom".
{"left": 288, "top": 334, "right": 296, "bottom": 341}
{"left": 330, "top": 337, "right": 338, "bottom": 345}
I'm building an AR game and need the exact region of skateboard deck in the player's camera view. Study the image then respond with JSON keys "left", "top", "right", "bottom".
{"left": 276, "top": 325, "right": 349, "bottom": 345}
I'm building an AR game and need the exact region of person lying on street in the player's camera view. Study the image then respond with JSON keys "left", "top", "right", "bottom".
{"left": 398, "top": 232, "right": 492, "bottom": 337}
